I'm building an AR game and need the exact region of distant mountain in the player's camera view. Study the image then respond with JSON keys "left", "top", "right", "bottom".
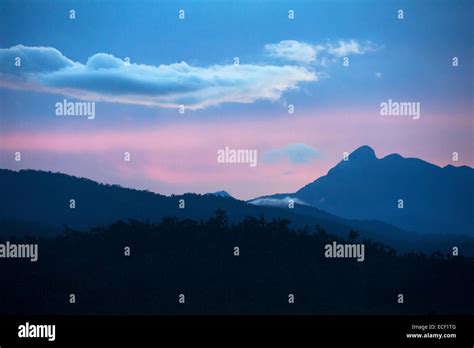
{"left": 251, "top": 145, "right": 474, "bottom": 236}
{"left": 2, "top": 168, "right": 473, "bottom": 254}
{"left": 0, "top": 168, "right": 424, "bottom": 252}
{"left": 206, "top": 190, "right": 232, "bottom": 198}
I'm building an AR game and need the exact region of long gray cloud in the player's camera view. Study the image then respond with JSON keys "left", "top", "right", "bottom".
{"left": 0, "top": 45, "right": 317, "bottom": 110}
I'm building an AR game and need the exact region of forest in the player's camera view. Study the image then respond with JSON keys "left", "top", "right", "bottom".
{"left": 0, "top": 210, "right": 472, "bottom": 315}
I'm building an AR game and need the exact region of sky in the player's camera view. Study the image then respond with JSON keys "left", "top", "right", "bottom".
{"left": 0, "top": 0, "right": 472, "bottom": 199}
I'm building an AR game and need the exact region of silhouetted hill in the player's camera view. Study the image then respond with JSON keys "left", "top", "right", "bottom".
{"left": 0, "top": 169, "right": 407, "bottom": 247}
{"left": 1, "top": 168, "right": 473, "bottom": 255}
{"left": 0, "top": 169, "right": 404, "bottom": 245}
{"left": 251, "top": 146, "right": 474, "bottom": 236}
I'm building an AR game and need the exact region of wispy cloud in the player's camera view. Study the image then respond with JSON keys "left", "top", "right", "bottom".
{"left": 326, "top": 39, "right": 375, "bottom": 58}
{"left": 264, "top": 39, "right": 377, "bottom": 64}
{"left": 0, "top": 45, "right": 317, "bottom": 110}
{"left": 264, "top": 40, "right": 321, "bottom": 64}
{"left": 262, "top": 143, "right": 319, "bottom": 164}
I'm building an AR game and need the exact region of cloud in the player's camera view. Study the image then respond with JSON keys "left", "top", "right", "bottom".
{"left": 264, "top": 39, "right": 377, "bottom": 64}
{"left": 0, "top": 45, "right": 75, "bottom": 74}
{"left": 0, "top": 41, "right": 377, "bottom": 109}
{"left": 262, "top": 143, "right": 319, "bottom": 164}
{"left": 0, "top": 45, "right": 317, "bottom": 110}
{"left": 326, "top": 40, "right": 375, "bottom": 58}
{"left": 264, "top": 40, "right": 320, "bottom": 64}
{"left": 248, "top": 196, "right": 308, "bottom": 207}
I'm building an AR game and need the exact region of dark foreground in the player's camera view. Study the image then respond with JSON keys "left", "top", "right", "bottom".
{"left": 1, "top": 210, "right": 473, "bottom": 315}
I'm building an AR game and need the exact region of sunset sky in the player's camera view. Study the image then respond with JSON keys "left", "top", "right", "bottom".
{"left": 0, "top": 0, "right": 472, "bottom": 199}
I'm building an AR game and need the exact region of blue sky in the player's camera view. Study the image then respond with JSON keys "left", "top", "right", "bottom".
{"left": 1, "top": 0, "right": 472, "bottom": 118}
{"left": 0, "top": 0, "right": 472, "bottom": 198}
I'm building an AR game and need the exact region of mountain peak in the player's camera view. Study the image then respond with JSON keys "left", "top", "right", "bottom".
{"left": 350, "top": 145, "right": 377, "bottom": 160}
{"left": 206, "top": 190, "right": 232, "bottom": 198}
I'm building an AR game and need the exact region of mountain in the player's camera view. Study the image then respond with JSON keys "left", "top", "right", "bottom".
{"left": 206, "top": 190, "right": 232, "bottom": 198}
{"left": 2, "top": 168, "right": 474, "bottom": 255}
{"left": 0, "top": 168, "right": 419, "bottom": 250}
{"left": 251, "top": 145, "right": 474, "bottom": 236}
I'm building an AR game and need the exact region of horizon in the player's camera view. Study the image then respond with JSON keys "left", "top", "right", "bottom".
{"left": 2, "top": 143, "right": 472, "bottom": 201}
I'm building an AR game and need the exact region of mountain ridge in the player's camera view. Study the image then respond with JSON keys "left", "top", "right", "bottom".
{"left": 0, "top": 167, "right": 415, "bottom": 251}
{"left": 2, "top": 166, "right": 474, "bottom": 255}
{"left": 251, "top": 145, "right": 474, "bottom": 236}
